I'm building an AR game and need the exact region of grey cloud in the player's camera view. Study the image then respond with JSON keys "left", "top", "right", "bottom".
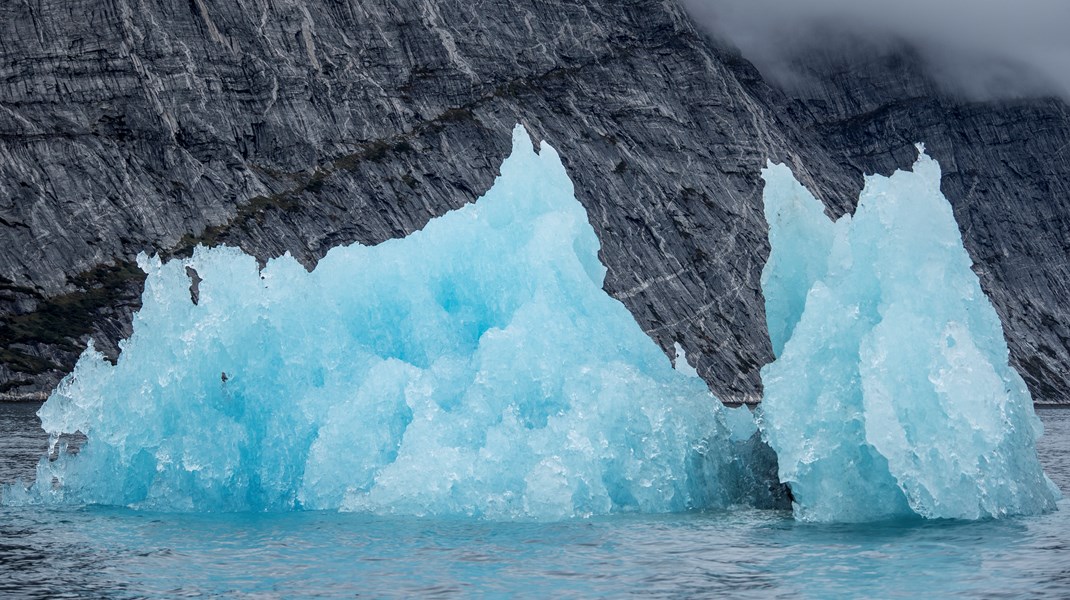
{"left": 684, "top": 0, "right": 1070, "bottom": 100}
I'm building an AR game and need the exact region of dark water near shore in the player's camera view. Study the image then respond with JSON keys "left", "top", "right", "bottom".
{"left": 1, "top": 403, "right": 1067, "bottom": 598}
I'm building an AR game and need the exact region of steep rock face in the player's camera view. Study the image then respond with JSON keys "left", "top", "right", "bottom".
{"left": 0, "top": 0, "right": 1067, "bottom": 403}
{"left": 0, "top": 0, "right": 798, "bottom": 402}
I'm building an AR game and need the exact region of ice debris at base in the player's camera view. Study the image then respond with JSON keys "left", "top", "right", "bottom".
{"left": 3, "top": 125, "right": 780, "bottom": 517}
{"left": 759, "top": 146, "right": 1060, "bottom": 522}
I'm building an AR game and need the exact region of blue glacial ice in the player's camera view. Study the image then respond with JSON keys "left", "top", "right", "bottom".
{"left": 759, "top": 146, "right": 1060, "bottom": 522}
{"left": 4, "top": 125, "right": 774, "bottom": 518}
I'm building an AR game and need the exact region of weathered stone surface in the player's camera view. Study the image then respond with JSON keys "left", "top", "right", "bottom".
{"left": 0, "top": 0, "right": 1067, "bottom": 404}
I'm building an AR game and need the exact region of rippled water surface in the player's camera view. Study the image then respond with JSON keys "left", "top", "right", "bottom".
{"left": 1, "top": 403, "right": 1067, "bottom": 598}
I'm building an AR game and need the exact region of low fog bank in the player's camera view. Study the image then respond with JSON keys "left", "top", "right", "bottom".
{"left": 684, "top": 0, "right": 1070, "bottom": 101}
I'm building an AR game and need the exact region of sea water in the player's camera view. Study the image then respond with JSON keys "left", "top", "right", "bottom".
{"left": 0, "top": 403, "right": 1067, "bottom": 598}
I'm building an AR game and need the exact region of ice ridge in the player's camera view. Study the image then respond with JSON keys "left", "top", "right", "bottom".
{"left": 759, "top": 146, "right": 1060, "bottom": 522}
{"left": 3, "top": 126, "right": 773, "bottom": 518}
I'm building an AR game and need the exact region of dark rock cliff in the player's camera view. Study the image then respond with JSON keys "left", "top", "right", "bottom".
{"left": 1, "top": 0, "right": 1067, "bottom": 403}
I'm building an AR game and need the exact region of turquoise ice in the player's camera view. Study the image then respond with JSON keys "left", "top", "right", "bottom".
{"left": 5, "top": 126, "right": 770, "bottom": 517}
{"left": 8, "top": 126, "right": 1052, "bottom": 524}
{"left": 759, "top": 146, "right": 1060, "bottom": 522}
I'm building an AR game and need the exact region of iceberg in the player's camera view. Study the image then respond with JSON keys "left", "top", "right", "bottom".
{"left": 5, "top": 126, "right": 776, "bottom": 518}
{"left": 759, "top": 146, "right": 1060, "bottom": 522}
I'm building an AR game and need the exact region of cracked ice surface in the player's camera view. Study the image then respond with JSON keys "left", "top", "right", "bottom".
{"left": 5, "top": 126, "right": 769, "bottom": 518}
{"left": 759, "top": 146, "right": 1060, "bottom": 522}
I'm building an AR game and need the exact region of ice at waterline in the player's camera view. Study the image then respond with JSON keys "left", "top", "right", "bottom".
{"left": 2, "top": 127, "right": 1057, "bottom": 522}
{"left": 760, "top": 145, "right": 1060, "bottom": 522}
{"left": 3, "top": 126, "right": 776, "bottom": 517}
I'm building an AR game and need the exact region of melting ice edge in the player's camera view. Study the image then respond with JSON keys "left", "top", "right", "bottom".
{"left": 4, "top": 126, "right": 1059, "bottom": 522}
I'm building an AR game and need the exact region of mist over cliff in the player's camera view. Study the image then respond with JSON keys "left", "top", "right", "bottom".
{"left": 684, "top": 0, "right": 1070, "bottom": 99}
{"left": 1, "top": 0, "right": 1068, "bottom": 404}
